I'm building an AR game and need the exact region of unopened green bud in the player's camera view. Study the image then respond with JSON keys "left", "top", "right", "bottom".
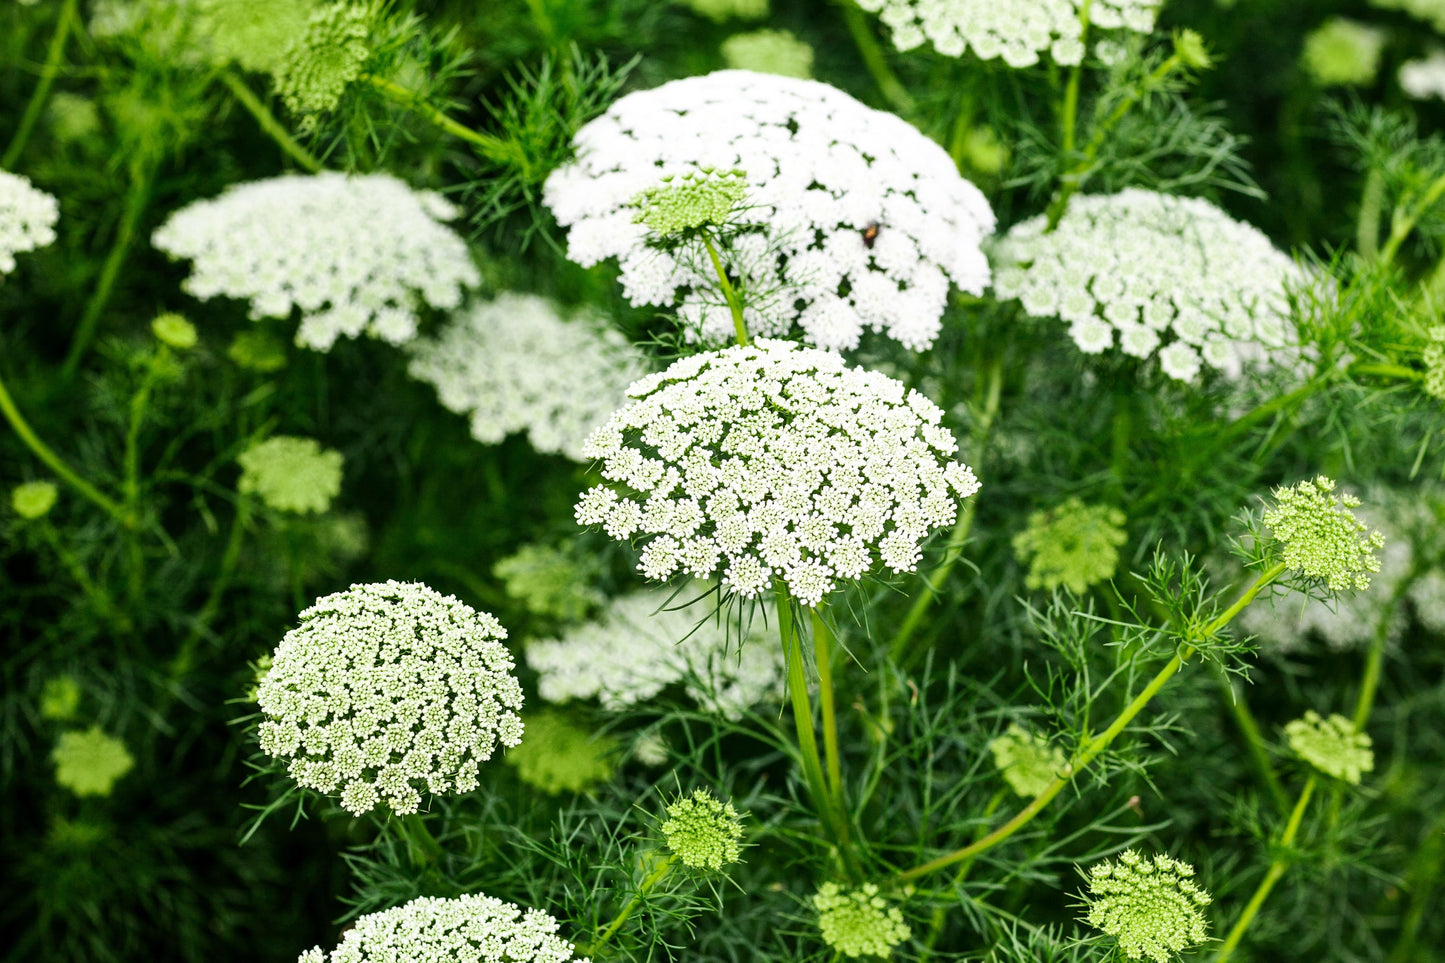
{"left": 661, "top": 789, "right": 744, "bottom": 871}
{"left": 1173, "top": 29, "right": 1213, "bottom": 71}
{"left": 152, "top": 312, "right": 198, "bottom": 350}
{"left": 1082, "top": 850, "right": 1211, "bottom": 962}
{"left": 53, "top": 726, "right": 135, "bottom": 797}
{"left": 1262, "top": 476, "right": 1384, "bottom": 592}
{"left": 12, "top": 480, "right": 58, "bottom": 519}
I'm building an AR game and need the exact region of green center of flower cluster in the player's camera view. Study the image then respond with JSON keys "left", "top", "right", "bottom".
{"left": 1083, "top": 850, "right": 1211, "bottom": 963}
{"left": 661, "top": 789, "right": 745, "bottom": 871}
{"left": 1012, "top": 498, "right": 1127, "bottom": 594}
{"left": 52, "top": 727, "right": 135, "bottom": 798}
{"left": 237, "top": 435, "right": 344, "bottom": 514}
{"left": 1262, "top": 475, "right": 1385, "bottom": 592}
{"left": 813, "top": 882, "right": 911, "bottom": 958}
{"left": 1285, "top": 710, "right": 1374, "bottom": 784}
{"left": 631, "top": 169, "right": 748, "bottom": 238}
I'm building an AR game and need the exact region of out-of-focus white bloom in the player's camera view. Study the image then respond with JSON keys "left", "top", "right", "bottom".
{"left": 1410, "top": 568, "right": 1445, "bottom": 634}
{"left": 408, "top": 294, "right": 650, "bottom": 461}
{"left": 544, "top": 70, "right": 995, "bottom": 351}
{"left": 0, "top": 170, "right": 59, "bottom": 277}
{"left": 527, "top": 585, "right": 785, "bottom": 719}
{"left": 153, "top": 172, "right": 480, "bottom": 351}
{"left": 1371, "top": 0, "right": 1445, "bottom": 33}
{"left": 298, "top": 893, "right": 588, "bottom": 963}
{"left": 256, "top": 581, "right": 523, "bottom": 816}
{"left": 994, "top": 189, "right": 1305, "bottom": 381}
{"left": 852, "top": 0, "right": 1159, "bottom": 67}
{"left": 575, "top": 340, "right": 981, "bottom": 606}
{"left": 1400, "top": 49, "right": 1445, "bottom": 99}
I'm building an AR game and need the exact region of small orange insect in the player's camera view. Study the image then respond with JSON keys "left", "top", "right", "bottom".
{"left": 862, "top": 221, "right": 880, "bottom": 249}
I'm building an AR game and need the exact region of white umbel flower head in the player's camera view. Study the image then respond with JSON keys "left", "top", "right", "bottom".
{"left": 297, "top": 892, "right": 589, "bottom": 963}
{"left": 1401, "top": 49, "right": 1445, "bottom": 100}
{"left": 543, "top": 70, "right": 995, "bottom": 351}
{"left": 994, "top": 189, "right": 1306, "bottom": 381}
{"left": 0, "top": 169, "right": 59, "bottom": 277}
{"left": 256, "top": 581, "right": 524, "bottom": 816}
{"left": 852, "top": 0, "right": 1159, "bottom": 66}
{"left": 575, "top": 340, "right": 981, "bottom": 606}
{"left": 408, "top": 294, "right": 651, "bottom": 461}
{"left": 152, "top": 172, "right": 480, "bottom": 350}
{"left": 527, "top": 585, "right": 785, "bottom": 719}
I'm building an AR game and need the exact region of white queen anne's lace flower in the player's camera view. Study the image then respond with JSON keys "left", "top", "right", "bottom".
{"left": 256, "top": 581, "right": 523, "bottom": 816}
{"left": 543, "top": 70, "right": 995, "bottom": 351}
{"left": 527, "top": 585, "right": 785, "bottom": 719}
{"left": 408, "top": 294, "right": 651, "bottom": 461}
{"left": 0, "top": 169, "right": 59, "bottom": 277}
{"left": 298, "top": 893, "right": 588, "bottom": 963}
{"left": 853, "top": 0, "right": 1159, "bottom": 67}
{"left": 575, "top": 340, "right": 981, "bottom": 606}
{"left": 152, "top": 172, "right": 480, "bottom": 350}
{"left": 994, "top": 189, "right": 1305, "bottom": 381}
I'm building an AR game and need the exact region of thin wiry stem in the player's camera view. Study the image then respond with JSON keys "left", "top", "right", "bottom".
{"left": 2, "top": 0, "right": 79, "bottom": 169}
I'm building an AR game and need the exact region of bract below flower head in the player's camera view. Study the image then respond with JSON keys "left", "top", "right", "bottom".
{"left": 544, "top": 70, "right": 994, "bottom": 351}
{"left": 0, "top": 169, "right": 59, "bottom": 278}
{"left": 575, "top": 340, "right": 981, "bottom": 606}
{"left": 152, "top": 172, "right": 479, "bottom": 351}
{"left": 994, "top": 189, "right": 1306, "bottom": 382}
{"left": 1285, "top": 710, "right": 1374, "bottom": 784}
{"left": 256, "top": 581, "right": 523, "bottom": 816}
{"left": 297, "top": 892, "right": 589, "bottom": 963}
{"left": 1082, "top": 850, "right": 1211, "bottom": 963}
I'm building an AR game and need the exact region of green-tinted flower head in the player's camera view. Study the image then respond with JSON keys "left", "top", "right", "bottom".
{"left": 1012, "top": 498, "right": 1128, "bottom": 594}
{"left": 274, "top": 1, "right": 378, "bottom": 130}
{"left": 151, "top": 312, "right": 198, "bottom": 350}
{"left": 1302, "top": 18, "right": 1386, "bottom": 87}
{"left": 1285, "top": 710, "right": 1373, "bottom": 784}
{"left": 661, "top": 789, "right": 745, "bottom": 871}
{"left": 193, "top": 0, "right": 319, "bottom": 75}
{"left": 40, "top": 675, "right": 82, "bottom": 722}
{"left": 53, "top": 727, "right": 135, "bottom": 797}
{"left": 961, "top": 125, "right": 1009, "bottom": 176}
{"left": 988, "top": 724, "right": 1067, "bottom": 798}
{"left": 677, "top": 0, "right": 769, "bottom": 22}
{"left": 494, "top": 542, "right": 605, "bottom": 622}
{"left": 47, "top": 92, "right": 101, "bottom": 144}
{"left": 228, "top": 329, "right": 288, "bottom": 373}
{"left": 1262, "top": 476, "right": 1384, "bottom": 592}
{"left": 245, "top": 653, "right": 273, "bottom": 703}
{"left": 1082, "top": 850, "right": 1211, "bottom": 962}
{"left": 505, "top": 710, "right": 617, "bottom": 795}
{"left": 237, "top": 435, "right": 344, "bottom": 513}
{"left": 813, "top": 882, "right": 912, "bottom": 958}
{"left": 721, "top": 29, "right": 815, "bottom": 79}
{"left": 631, "top": 168, "right": 749, "bottom": 238}
{"left": 11, "top": 480, "right": 58, "bottom": 519}
{"left": 1422, "top": 326, "right": 1445, "bottom": 402}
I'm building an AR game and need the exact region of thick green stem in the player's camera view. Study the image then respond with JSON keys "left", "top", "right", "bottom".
{"left": 582, "top": 853, "right": 676, "bottom": 956}
{"left": 1059, "top": 0, "right": 1091, "bottom": 158}
{"left": 1210, "top": 661, "right": 1290, "bottom": 815}
{"left": 702, "top": 234, "right": 749, "bottom": 347}
{"left": 363, "top": 75, "right": 526, "bottom": 170}
{"left": 836, "top": 1, "right": 914, "bottom": 115}
{"left": 2, "top": 0, "right": 79, "bottom": 169}
{"left": 219, "top": 71, "right": 322, "bottom": 172}
{"left": 813, "top": 604, "right": 845, "bottom": 806}
{"left": 1380, "top": 168, "right": 1445, "bottom": 267}
{"left": 399, "top": 812, "right": 445, "bottom": 867}
{"left": 1214, "top": 776, "right": 1317, "bottom": 963}
{"left": 1357, "top": 168, "right": 1385, "bottom": 260}
{"left": 896, "top": 563, "right": 1287, "bottom": 883}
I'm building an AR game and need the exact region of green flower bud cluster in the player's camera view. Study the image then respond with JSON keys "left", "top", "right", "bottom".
{"left": 505, "top": 710, "right": 617, "bottom": 795}
{"left": 152, "top": 312, "right": 198, "bottom": 350}
{"left": 661, "top": 789, "right": 744, "bottom": 871}
{"left": 1082, "top": 850, "right": 1211, "bottom": 963}
{"left": 677, "top": 0, "right": 769, "bottom": 22}
{"left": 237, "top": 435, "right": 344, "bottom": 514}
{"left": 1012, "top": 498, "right": 1127, "bottom": 594}
{"left": 495, "top": 542, "right": 606, "bottom": 622}
{"left": 721, "top": 29, "right": 815, "bottom": 79}
{"left": 1262, "top": 476, "right": 1384, "bottom": 592}
{"left": 1302, "top": 18, "right": 1386, "bottom": 88}
{"left": 988, "top": 724, "right": 1068, "bottom": 798}
{"left": 273, "top": 1, "right": 377, "bottom": 130}
{"left": 11, "top": 480, "right": 58, "bottom": 519}
{"left": 53, "top": 726, "right": 135, "bottom": 797}
{"left": 631, "top": 169, "right": 749, "bottom": 238}
{"left": 1285, "top": 710, "right": 1374, "bottom": 784}
{"left": 813, "top": 883, "right": 912, "bottom": 958}
{"left": 228, "top": 330, "right": 288, "bottom": 373}
{"left": 1422, "top": 326, "right": 1445, "bottom": 402}
{"left": 40, "top": 675, "right": 82, "bottom": 722}
{"left": 194, "top": 0, "right": 319, "bottom": 75}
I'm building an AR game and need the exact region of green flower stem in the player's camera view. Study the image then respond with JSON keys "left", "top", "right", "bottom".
{"left": 38, "top": 520, "right": 128, "bottom": 630}
{"left": 2, "top": 0, "right": 79, "bottom": 169}
{"left": 167, "top": 495, "right": 250, "bottom": 684}
{"left": 399, "top": 812, "right": 445, "bottom": 867}
{"left": 581, "top": 852, "right": 676, "bottom": 957}
{"left": 363, "top": 75, "right": 527, "bottom": 172}
{"left": 1210, "top": 661, "right": 1289, "bottom": 815}
{"left": 702, "top": 234, "right": 749, "bottom": 347}
{"left": 1348, "top": 360, "right": 1423, "bottom": 383}
{"left": 813, "top": 603, "right": 846, "bottom": 810}
{"left": 1379, "top": 168, "right": 1445, "bottom": 267}
{"left": 1387, "top": 811, "right": 1445, "bottom": 963}
{"left": 0, "top": 370, "right": 131, "bottom": 527}
{"left": 1353, "top": 584, "right": 1408, "bottom": 730}
{"left": 62, "top": 154, "right": 156, "bottom": 379}
{"left": 1059, "top": 0, "right": 1092, "bottom": 158}
{"left": 887, "top": 356, "right": 1002, "bottom": 666}
{"left": 1213, "top": 775, "right": 1317, "bottom": 963}
{"left": 219, "top": 71, "right": 323, "bottom": 172}
{"left": 1356, "top": 167, "right": 1385, "bottom": 260}
{"left": 835, "top": 0, "right": 914, "bottom": 115}
{"left": 896, "top": 562, "right": 1287, "bottom": 884}
{"left": 920, "top": 789, "right": 1007, "bottom": 961}
{"left": 122, "top": 348, "right": 169, "bottom": 603}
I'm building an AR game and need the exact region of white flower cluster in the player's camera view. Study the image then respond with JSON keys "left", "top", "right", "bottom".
{"left": 297, "top": 893, "right": 588, "bottom": 963}
{"left": 152, "top": 172, "right": 480, "bottom": 351}
{"left": 994, "top": 189, "right": 1305, "bottom": 381}
{"left": 575, "top": 340, "right": 981, "bottom": 606}
{"left": 256, "top": 581, "right": 524, "bottom": 816}
{"left": 408, "top": 294, "right": 650, "bottom": 461}
{"left": 544, "top": 70, "right": 995, "bottom": 351}
{"left": 0, "top": 170, "right": 59, "bottom": 277}
{"left": 527, "top": 585, "right": 785, "bottom": 720}
{"left": 852, "top": 0, "right": 1159, "bottom": 67}
{"left": 1401, "top": 49, "right": 1445, "bottom": 100}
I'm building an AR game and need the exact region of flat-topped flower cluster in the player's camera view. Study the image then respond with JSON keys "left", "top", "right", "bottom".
{"left": 575, "top": 340, "right": 980, "bottom": 606}
{"left": 0, "top": 169, "right": 59, "bottom": 277}
{"left": 544, "top": 70, "right": 994, "bottom": 351}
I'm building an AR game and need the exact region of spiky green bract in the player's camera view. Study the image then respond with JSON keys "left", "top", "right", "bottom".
{"left": 505, "top": 710, "right": 617, "bottom": 795}
{"left": 631, "top": 169, "right": 749, "bottom": 238}
{"left": 1012, "top": 498, "right": 1128, "bottom": 594}
{"left": 720, "top": 30, "right": 815, "bottom": 79}
{"left": 150, "top": 312, "right": 197, "bottom": 350}
{"left": 256, "top": 581, "right": 523, "bottom": 816}
{"left": 11, "top": 480, "right": 58, "bottom": 519}
{"left": 813, "top": 883, "right": 912, "bottom": 958}
{"left": 1285, "top": 711, "right": 1374, "bottom": 785}
{"left": 237, "top": 436, "right": 343, "bottom": 514}
{"left": 1081, "top": 850, "right": 1211, "bottom": 963}
{"left": 988, "top": 724, "right": 1067, "bottom": 798}
{"left": 297, "top": 892, "right": 590, "bottom": 963}
{"left": 53, "top": 727, "right": 135, "bottom": 797}
{"left": 273, "top": 1, "right": 378, "bottom": 131}
{"left": 661, "top": 789, "right": 744, "bottom": 871}
{"left": 1262, "top": 476, "right": 1384, "bottom": 592}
